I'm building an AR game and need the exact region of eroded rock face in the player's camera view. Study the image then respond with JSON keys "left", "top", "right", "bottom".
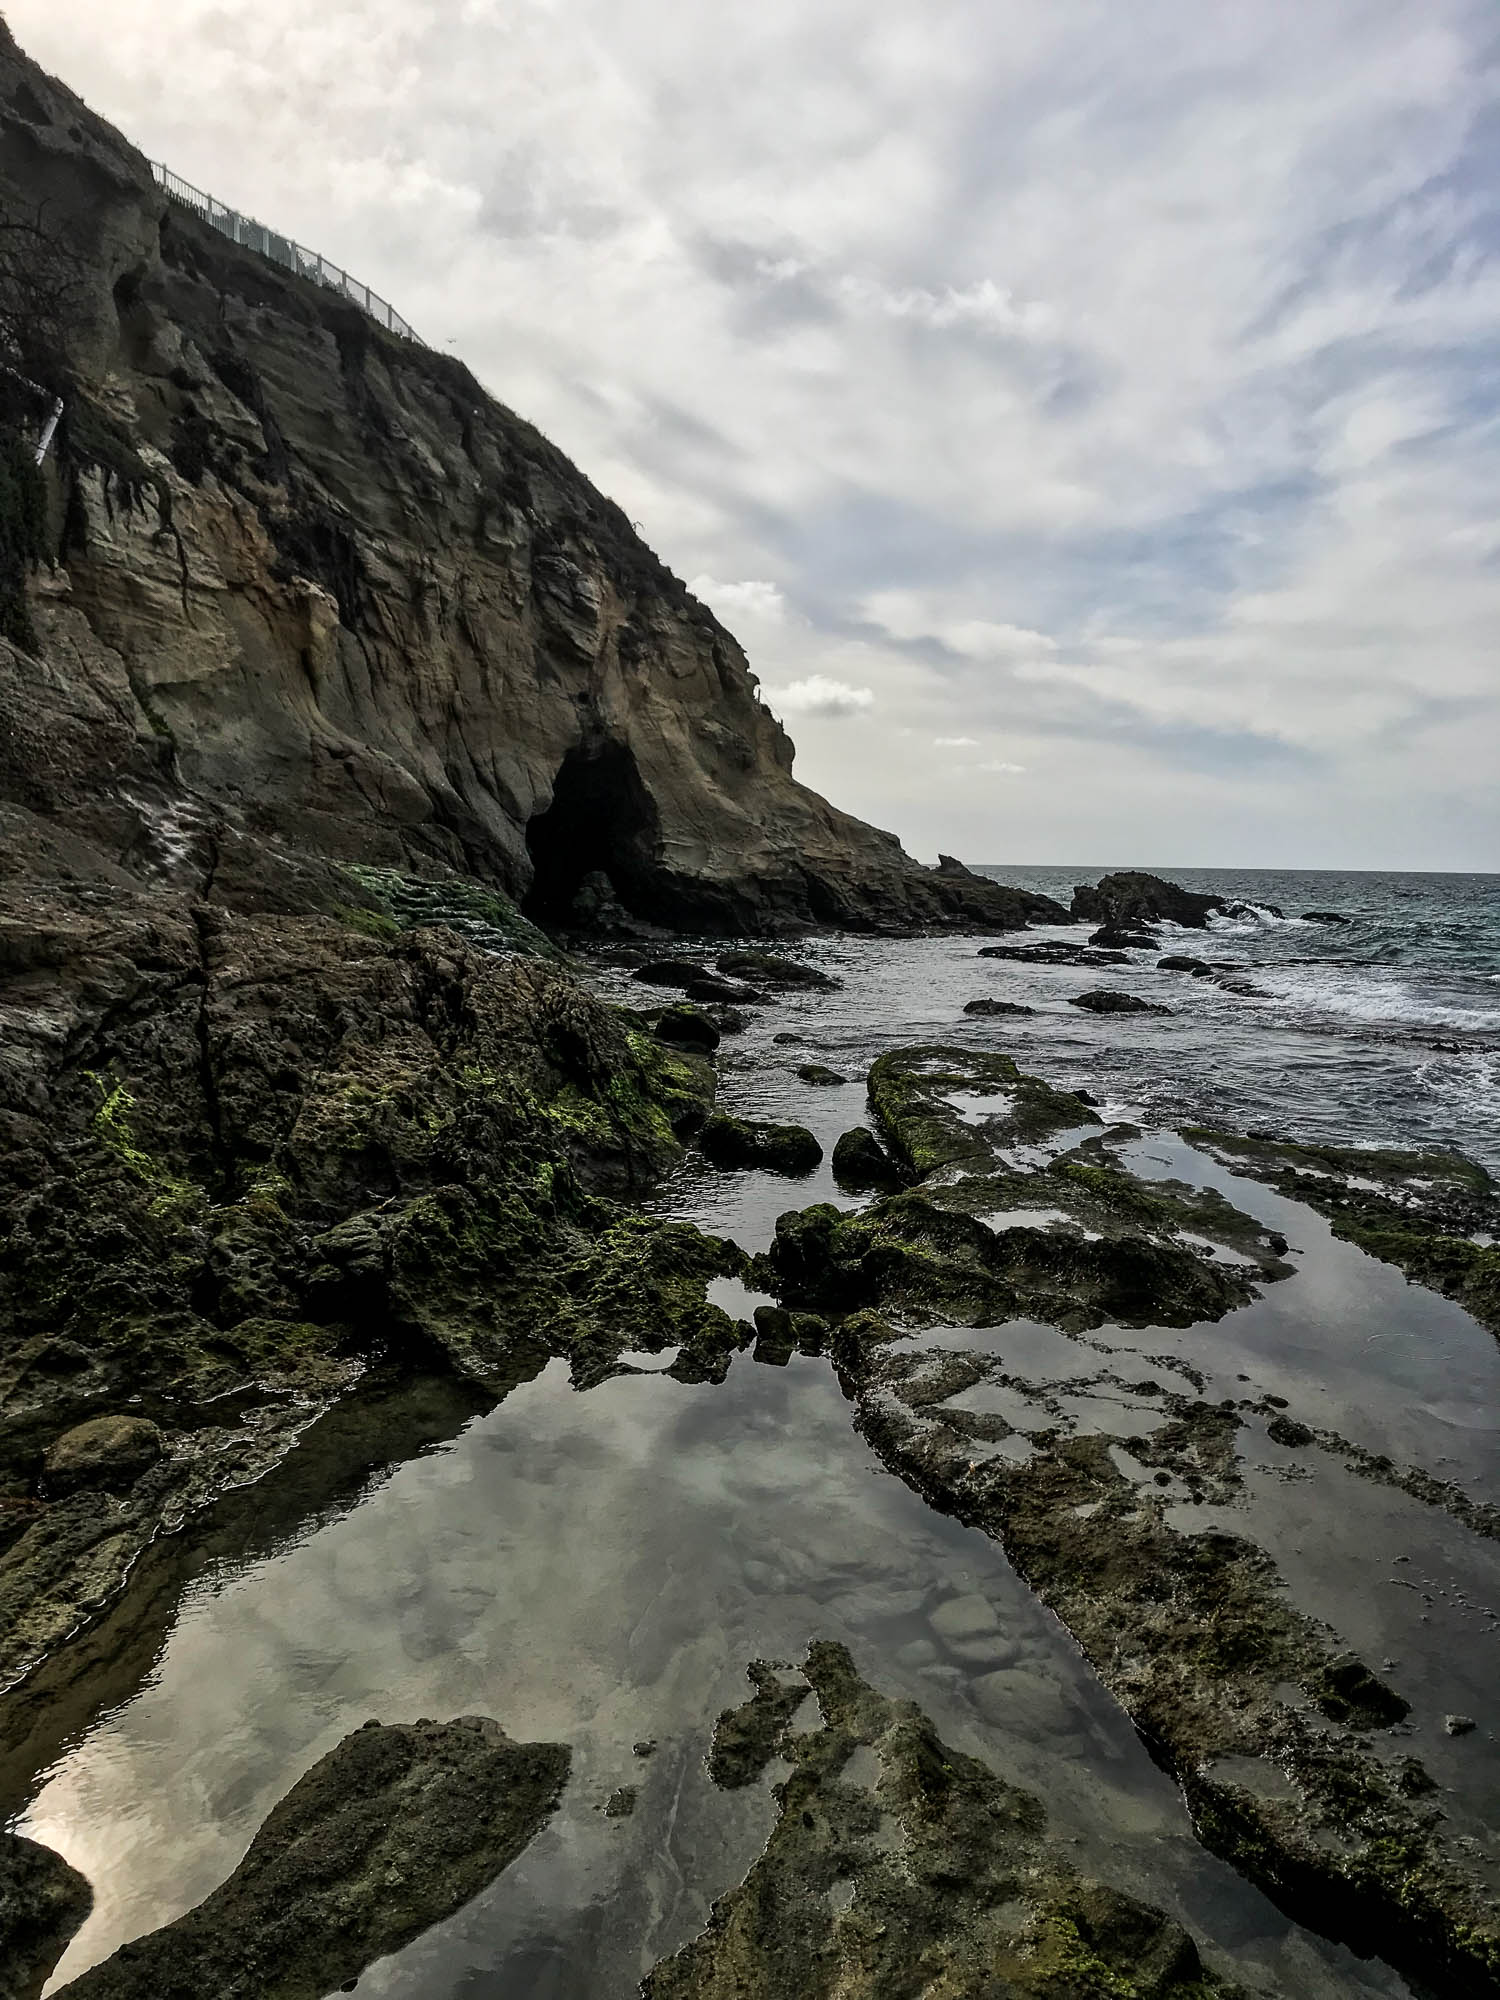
{"left": 646, "top": 1643, "right": 1241, "bottom": 1999}
{"left": 0, "top": 893, "right": 738, "bottom": 1687}
{"left": 55, "top": 1717, "right": 569, "bottom": 2000}
{"left": 0, "top": 22, "right": 1064, "bottom": 941}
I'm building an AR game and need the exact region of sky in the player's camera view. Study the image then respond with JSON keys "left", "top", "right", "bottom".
{"left": 12, "top": 0, "right": 1500, "bottom": 869}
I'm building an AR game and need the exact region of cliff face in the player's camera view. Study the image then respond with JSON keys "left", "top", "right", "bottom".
{"left": 0, "top": 24, "right": 1056, "bottom": 936}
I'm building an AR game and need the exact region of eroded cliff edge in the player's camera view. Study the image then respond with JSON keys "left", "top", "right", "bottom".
{"left": 0, "top": 21, "right": 1056, "bottom": 937}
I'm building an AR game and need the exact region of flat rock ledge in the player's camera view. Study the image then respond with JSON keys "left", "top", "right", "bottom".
{"left": 55, "top": 1717, "right": 569, "bottom": 2000}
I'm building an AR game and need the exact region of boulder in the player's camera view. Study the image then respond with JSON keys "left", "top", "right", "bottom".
{"left": 963, "top": 997, "right": 1036, "bottom": 1016}
{"left": 631, "top": 961, "right": 712, "bottom": 989}
{"left": 716, "top": 952, "right": 841, "bottom": 990}
{"left": 699, "top": 1114, "right": 822, "bottom": 1175}
{"left": 1068, "top": 990, "right": 1173, "bottom": 1015}
{"left": 652, "top": 1005, "right": 721, "bottom": 1053}
{"left": 1158, "top": 955, "right": 1214, "bottom": 976}
{"left": 795, "top": 1063, "right": 846, "bottom": 1086}
{"left": 1070, "top": 872, "right": 1226, "bottom": 929}
{"left": 831, "top": 1127, "right": 905, "bottom": 1194}
{"left": 0, "top": 1832, "right": 91, "bottom": 2000}
{"left": 1302, "top": 909, "right": 1350, "bottom": 924}
{"left": 1088, "top": 925, "right": 1155, "bottom": 949}
{"left": 42, "top": 1416, "right": 164, "bottom": 1495}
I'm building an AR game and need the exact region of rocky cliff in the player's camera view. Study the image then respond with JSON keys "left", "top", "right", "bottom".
{"left": 0, "top": 21, "right": 1058, "bottom": 937}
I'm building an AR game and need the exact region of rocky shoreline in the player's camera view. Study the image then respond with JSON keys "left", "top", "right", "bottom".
{"left": 4, "top": 877, "right": 1498, "bottom": 1994}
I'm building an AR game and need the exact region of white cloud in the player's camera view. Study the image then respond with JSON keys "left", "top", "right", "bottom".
{"left": 934, "top": 735, "right": 979, "bottom": 747}
{"left": 975, "top": 759, "right": 1027, "bottom": 774}
{"left": 17, "top": 0, "right": 1499, "bottom": 866}
{"left": 765, "top": 675, "right": 876, "bottom": 717}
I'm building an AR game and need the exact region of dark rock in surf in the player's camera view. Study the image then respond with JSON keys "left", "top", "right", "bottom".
{"left": 831, "top": 1127, "right": 906, "bottom": 1195}
{"left": 1069, "top": 990, "right": 1173, "bottom": 1016}
{"left": 55, "top": 1718, "right": 569, "bottom": 2000}
{"left": 699, "top": 1114, "right": 822, "bottom": 1176}
{"left": 632, "top": 961, "right": 712, "bottom": 989}
{"left": 1158, "top": 955, "right": 1214, "bottom": 977}
{"left": 683, "top": 976, "right": 761, "bottom": 1005}
{"left": 796, "top": 1063, "right": 847, "bottom": 1086}
{"left": 1071, "top": 872, "right": 1226, "bottom": 930}
{"left": 1088, "top": 925, "right": 1156, "bottom": 950}
{"left": 717, "top": 952, "right": 841, "bottom": 991}
{"left": 963, "top": 997, "right": 1036, "bottom": 1016}
{"left": 1302, "top": 910, "right": 1350, "bottom": 924}
{"left": 652, "top": 1004, "right": 721, "bottom": 1053}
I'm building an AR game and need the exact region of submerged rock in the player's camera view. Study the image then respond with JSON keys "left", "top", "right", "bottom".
{"left": 0, "top": 1832, "right": 92, "bottom": 2000}
{"left": 1302, "top": 910, "right": 1351, "bottom": 924}
{"left": 56, "top": 1717, "right": 568, "bottom": 2000}
{"left": 645, "top": 1643, "right": 1242, "bottom": 1999}
{"left": 1071, "top": 872, "right": 1227, "bottom": 929}
{"left": 830, "top": 1128, "right": 906, "bottom": 1195}
{"left": 866, "top": 1045, "right": 1100, "bottom": 1179}
{"left": 700, "top": 1114, "right": 823, "bottom": 1176}
{"left": 632, "top": 960, "right": 713, "bottom": 988}
{"left": 1158, "top": 955, "right": 1214, "bottom": 976}
{"left": 795, "top": 1063, "right": 846, "bottom": 1087}
{"left": 962, "top": 996, "right": 1036, "bottom": 1016}
{"left": 1069, "top": 989, "right": 1173, "bottom": 1015}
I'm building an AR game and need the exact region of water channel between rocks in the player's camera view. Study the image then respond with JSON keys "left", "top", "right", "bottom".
{"left": 17, "top": 929, "right": 1500, "bottom": 1997}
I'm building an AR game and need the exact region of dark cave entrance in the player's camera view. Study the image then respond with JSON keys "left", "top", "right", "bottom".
{"left": 522, "top": 741, "right": 661, "bottom": 923}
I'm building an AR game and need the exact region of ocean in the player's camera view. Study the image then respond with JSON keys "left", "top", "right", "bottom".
{"left": 964, "top": 866, "right": 1500, "bottom": 1172}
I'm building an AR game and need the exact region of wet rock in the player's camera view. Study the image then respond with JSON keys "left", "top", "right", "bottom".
{"left": 716, "top": 952, "right": 842, "bottom": 990}
{"left": 707, "top": 1660, "right": 811, "bottom": 1788}
{"left": 1158, "top": 955, "right": 1214, "bottom": 976}
{"left": 830, "top": 1127, "right": 905, "bottom": 1195}
{"left": 0, "top": 1832, "right": 92, "bottom": 2000}
{"left": 56, "top": 1717, "right": 568, "bottom": 2000}
{"left": 1069, "top": 989, "right": 1173, "bottom": 1015}
{"left": 866, "top": 1045, "right": 1100, "bottom": 1179}
{"left": 962, "top": 996, "right": 1036, "bottom": 1016}
{"left": 707, "top": 1005, "right": 749, "bottom": 1035}
{"left": 1088, "top": 925, "right": 1156, "bottom": 949}
{"left": 1183, "top": 1128, "right": 1500, "bottom": 1334}
{"left": 652, "top": 1003, "right": 721, "bottom": 1052}
{"left": 42, "top": 1417, "right": 164, "bottom": 1495}
{"left": 795, "top": 1063, "right": 846, "bottom": 1087}
{"left": 683, "top": 976, "right": 761, "bottom": 1005}
{"left": 1266, "top": 1415, "right": 1314, "bottom": 1448}
{"left": 1446, "top": 1714, "right": 1477, "bottom": 1736}
{"left": 1302, "top": 910, "right": 1350, "bottom": 924}
{"left": 1071, "top": 872, "right": 1227, "bottom": 929}
{"left": 699, "top": 1114, "right": 823, "bottom": 1176}
{"left": 633, "top": 1740, "right": 657, "bottom": 1757}
{"left": 604, "top": 1786, "right": 637, "bottom": 1817}
{"left": 773, "top": 1031, "right": 803, "bottom": 1045}
{"left": 631, "top": 960, "right": 715, "bottom": 989}
{"left": 646, "top": 1643, "right": 1241, "bottom": 1999}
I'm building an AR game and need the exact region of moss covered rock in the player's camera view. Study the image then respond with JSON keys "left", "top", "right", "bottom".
{"left": 700, "top": 1113, "right": 822, "bottom": 1176}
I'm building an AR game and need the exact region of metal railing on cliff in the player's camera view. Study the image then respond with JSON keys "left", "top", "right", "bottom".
{"left": 150, "top": 161, "right": 422, "bottom": 344}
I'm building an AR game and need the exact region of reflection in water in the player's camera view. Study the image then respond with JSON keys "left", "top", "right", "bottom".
{"left": 26, "top": 1352, "right": 1403, "bottom": 1997}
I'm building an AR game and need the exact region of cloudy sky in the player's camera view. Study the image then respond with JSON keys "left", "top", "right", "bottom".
{"left": 15, "top": 0, "right": 1500, "bottom": 869}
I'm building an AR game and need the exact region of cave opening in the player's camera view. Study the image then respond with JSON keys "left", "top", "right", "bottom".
{"left": 522, "top": 741, "right": 660, "bottom": 923}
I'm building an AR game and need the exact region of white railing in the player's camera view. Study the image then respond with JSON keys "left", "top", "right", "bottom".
{"left": 150, "top": 162, "right": 421, "bottom": 345}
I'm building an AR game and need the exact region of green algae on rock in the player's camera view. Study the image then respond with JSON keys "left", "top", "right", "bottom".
{"left": 54, "top": 1717, "right": 568, "bottom": 2000}
{"left": 699, "top": 1112, "right": 823, "bottom": 1176}
{"left": 867, "top": 1044, "right": 1102, "bottom": 1180}
{"left": 1183, "top": 1129, "right": 1500, "bottom": 1335}
{"left": 645, "top": 1642, "right": 1240, "bottom": 2000}
{"left": 830, "top": 1126, "right": 906, "bottom": 1195}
